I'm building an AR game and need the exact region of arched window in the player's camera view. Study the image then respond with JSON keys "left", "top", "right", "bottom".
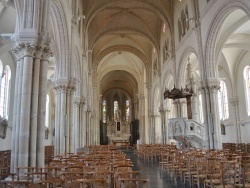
{"left": 0, "top": 66, "right": 11, "bottom": 118}
{"left": 199, "top": 94, "right": 204, "bottom": 123}
{"left": 244, "top": 66, "right": 250, "bottom": 116}
{"left": 114, "top": 101, "right": 119, "bottom": 121}
{"left": 162, "top": 23, "right": 166, "bottom": 33}
{"left": 103, "top": 100, "right": 106, "bottom": 123}
{"left": 126, "top": 100, "right": 130, "bottom": 122}
{"left": 218, "top": 80, "right": 229, "bottom": 120}
{"left": 45, "top": 95, "right": 49, "bottom": 127}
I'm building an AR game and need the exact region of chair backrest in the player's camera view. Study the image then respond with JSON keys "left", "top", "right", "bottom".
{"left": 241, "top": 162, "right": 250, "bottom": 186}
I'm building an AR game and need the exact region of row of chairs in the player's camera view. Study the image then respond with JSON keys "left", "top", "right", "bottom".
{"left": 156, "top": 146, "right": 250, "bottom": 188}
{"left": 0, "top": 145, "right": 149, "bottom": 187}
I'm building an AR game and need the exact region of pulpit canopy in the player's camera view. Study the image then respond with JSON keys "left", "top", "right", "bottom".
{"left": 164, "top": 85, "right": 193, "bottom": 100}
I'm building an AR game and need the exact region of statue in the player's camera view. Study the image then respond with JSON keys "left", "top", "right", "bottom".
{"left": 0, "top": 116, "right": 8, "bottom": 139}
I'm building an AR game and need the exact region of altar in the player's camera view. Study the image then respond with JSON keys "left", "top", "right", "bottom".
{"left": 106, "top": 120, "right": 131, "bottom": 145}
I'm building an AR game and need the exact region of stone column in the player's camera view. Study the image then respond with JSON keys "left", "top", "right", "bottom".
{"left": 229, "top": 97, "right": 241, "bottom": 143}
{"left": 36, "top": 49, "right": 50, "bottom": 167}
{"left": 164, "top": 109, "right": 171, "bottom": 144}
{"left": 154, "top": 114, "right": 161, "bottom": 144}
{"left": 10, "top": 48, "right": 23, "bottom": 173}
{"left": 159, "top": 106, "right": 165, "bottom": 144}
{"left": 54, "top": 89, "right": 61, "bottom": 155}
{"left": 138, "top": 95, "right": 145, "bottom": 143}
{"left": 18, "top": 44, "right": 35, "bottom": 171}
{"left": 80, "top": 100, "right": 86, "bottom": 147}
{"left": 200, "top": 79, "right": 221, "bottom": 149}
{"left": 74, "top": 100, "right": 80, "bottom": 152}
{"left": 180, "top": 98, "right": 187, "bottom": 118}
{"left": 191, "top": 94, "right": 200, "bottom": 122}
{"left": 149, "top": 114, "right": 154, "bottom": 144}
{"left": 199, "top": 85, "right": 210, "bottom": 149}
{"left": 29, "top": 48, "right": 42, "bottom": 168}
{"left": 172, "top": 100, "right": 179, "bottom": 118}
{"left": 86, "top": 107, "right": 91, "bottom": 146}
{"left": 54, "top": 80, "right": 75, "bottom": 155}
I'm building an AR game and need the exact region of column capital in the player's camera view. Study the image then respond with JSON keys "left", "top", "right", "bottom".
{"left": 42, "top": 48, "right": 53, "bottom": 61}
{"left": 54, "top": 78, "right": 77, "bottom": 92}
{"left": 229, "top": 97, "right": 239, "bottom": 106}
{"left": 11, "top": 47, "right": 24, "bottom": 60}
{"left": 71, "top": 15, "right": 78, "bottom": 29}
{"left": 34, "top": 47, "right": 43, "bottom": 59}
{"left": 145, "top": 83, "right": 151, "bottom": 89}
{"left": 22, "top": 43, "right": 36, "bottom": 57}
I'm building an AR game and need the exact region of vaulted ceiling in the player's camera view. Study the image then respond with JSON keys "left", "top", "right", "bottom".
{"left": 82, "top": 0, "right": 173, "bottom": 101}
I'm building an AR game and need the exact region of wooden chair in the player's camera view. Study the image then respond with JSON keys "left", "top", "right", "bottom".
{"left": 214, "top": 160, "right": 239, "bottom": 188}
{"left": 76, "top": 178, "right": 108, "bottom": 188}
{"left": 204, "top": 157, "right": 222, "bottom": 188}
{"left": 192, "top": 155, "right": 207, "bottom": 188}
{"left": 235, "top": 162, "right": 250, "bottom": 187}
{"left": 118, "top": 178, "right": 149, "bottom": 188}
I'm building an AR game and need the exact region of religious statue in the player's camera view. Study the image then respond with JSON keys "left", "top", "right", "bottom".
{"left": 0, "top": 116, "right": 8, "bottom": 139}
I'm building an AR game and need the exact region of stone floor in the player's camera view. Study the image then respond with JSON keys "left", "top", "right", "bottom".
{"left": 122, "top": 149, "right": 192, "bottom": 188}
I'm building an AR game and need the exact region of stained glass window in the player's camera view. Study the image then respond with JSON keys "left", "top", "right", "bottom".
{"left": 126, "top": 100, "right": 129, "bottom": 122}
{"left": 103, "top": 100, "right": 106, "bottom": 123}
{"left": 0, "top": 66, "right": 10, "bottom": 118}
{"left": 218, "top": 80, "right": 229, "bottom": 120}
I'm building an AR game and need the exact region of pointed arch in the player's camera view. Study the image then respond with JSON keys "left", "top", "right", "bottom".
{"left": 205, "top": 1, "right": 250, "bottom": 78}
{"left": 51, "top": 0, "right": 70, "bottom": 79}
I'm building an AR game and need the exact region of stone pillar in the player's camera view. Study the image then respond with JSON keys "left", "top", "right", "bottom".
{"left": 138, "top": 95, "right": 145, "bottom": 144}
{"left": 180, "top": 98, "right": 187, "bottom": 118}
{"left": 150, "top": 114, "right": 155, "bottom": 144}
{"left": 159, "top": 107, "right": 164, "bottom": 144}
{"left": 200, "top": 79, "right": 221, "bottom": 149}
{"left": 191, "top": 94, "right": 200, "bottom": 122}
{"left": 86, "top": 107, "right": 91, "bottom": 146}
{"left": 229, "top": 97, "right": 241, "bottom": 143}
{"left": 54, "top": 89, "right": 61, "bottom": 155}
{"left": 80, "top": 99, "right": 86, "bottom": 147}
{"left": 10, "top": 48, "right": 23, "bottom": 173}
{"left": 74, "top": 100, "right": 80, "bottom": 152}
{"left": 29, "top": 48, "right": 42, "bottom": 168}
{"left": 164, "top": 109, "right": 171, "bottom": 143}
{"left": 172, "top": 100, "right": 179, "bottom": 118}
{"left": 11, "top": 44, "right": 52, "bottom": 174}
{"left": 54, "top": 80, "right": 75, "bottom": 155}
{"left": 18, "top": 44, "right": 35, "bottom": 171}
{"left": 36, "top": 49, "right": 50, "bottom": 167}
{"left": 154, "top": 114, "right": 161, "bottom": 144}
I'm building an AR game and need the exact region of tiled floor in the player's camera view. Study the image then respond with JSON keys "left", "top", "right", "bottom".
{"left": 123, "top": 149, "right": 191, "bottom": 188}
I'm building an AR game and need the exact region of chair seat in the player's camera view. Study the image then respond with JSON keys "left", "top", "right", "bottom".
{"left": 214, "top": 185, "right": 234, "bottom": 188}
{"left": 235, "top": 183, "right": 250, "bottom": 188}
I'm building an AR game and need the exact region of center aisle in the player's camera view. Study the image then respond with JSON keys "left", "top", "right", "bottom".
{"left": 123, "top": 149, "right": 191, "bottom": 188}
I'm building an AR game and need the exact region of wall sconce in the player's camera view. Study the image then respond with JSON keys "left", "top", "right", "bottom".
{"left": 45, "top": 127, "right": 49, "bottom": 139}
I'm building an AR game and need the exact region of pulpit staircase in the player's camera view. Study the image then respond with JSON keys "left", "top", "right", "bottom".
{"left": 168, "top": 118, "right": 204, "bottom": 148}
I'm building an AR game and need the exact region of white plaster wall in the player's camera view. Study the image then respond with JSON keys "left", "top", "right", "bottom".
{"left": 241, "top": 123, "right": 250, "bottom": 143}
{"left": 222, "top": 125, "right": 237, "bottom": 143}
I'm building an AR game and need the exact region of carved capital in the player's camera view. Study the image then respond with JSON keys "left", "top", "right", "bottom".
{"left": 11, "top": 47, "right": 24, "bottom": 60}
{"left": 71, "top": 16, "right": 78, "bottom": 29}
{"left": 34, "top": 47, "right": 43, "bottom": 59}
{"left": 229, "top": 97, "right": 239, "bottom": 106}
{"left": 42, "top": 48, "right": 53, "bottom": 61}
{"left": 23, "top": 43, "right": 35, "bottom": 57}
{"left": 74, "top": 100, "right": 81, "bottom": 106}
{"left": 207, "top": 85, "right": 220, "bottom": 93}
